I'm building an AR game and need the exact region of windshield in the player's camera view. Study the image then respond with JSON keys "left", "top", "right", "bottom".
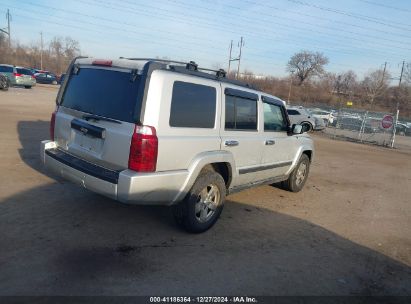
{"left": 60, "top": 67, "right": 142, "bottom": 123}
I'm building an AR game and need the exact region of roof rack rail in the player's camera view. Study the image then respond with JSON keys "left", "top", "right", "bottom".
{"left": 120, "top": 57, "right": 227, "bottom": 78}
{"left": 120, "top": 57, "right": 188, "bottom": 65}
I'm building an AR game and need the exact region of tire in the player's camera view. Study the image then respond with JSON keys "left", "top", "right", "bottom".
{"left": 24, "top": 86, "right": 31, "bottom": 89}
{"left": 301, "top": 122, "right": 313, "bottom": 133}
{"left": 52, "top": 80, "right": 58, "bottom": 85}
{"left": 282, "top": 154, "right": 310, "bottom": 192}
{"left": 172, "top": 171, "right": 226, "bottom": 233}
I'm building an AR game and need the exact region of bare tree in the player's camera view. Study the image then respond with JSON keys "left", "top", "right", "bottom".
{"left": 64, "top": 37, "right": 80, "bottom": 59}
{"left": 332, "top": 70, "right": 357, "bottom": 96}
{"left": 287, "top": 50, "right": 329, "bottom": 85}
{"left": 361, "top": 69, "right": 391, "bottom": 109}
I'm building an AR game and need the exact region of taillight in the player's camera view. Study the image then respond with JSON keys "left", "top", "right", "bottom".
{"left": 13, "top": 73, "right": 22, "bottom": 77}
{"left": 128, "top": 125, "right": 158, "bottom": 172}
{"left": 31, "top": 75, "right": 35, "bottom": 79}
{"left": 50, "top": 109, "right": 57, "bottom": 141}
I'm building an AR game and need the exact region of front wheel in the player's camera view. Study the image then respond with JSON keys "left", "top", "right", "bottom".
{"left": 52, "top": 80, "right": 57, "bottom": 85}
{"left": 172, "top": 171, "right": 226, "bottom": 233}
{"left": 282, "top": 154, "right": 310, "bottom": 192}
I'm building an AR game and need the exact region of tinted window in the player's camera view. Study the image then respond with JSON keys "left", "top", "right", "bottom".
{"left": 16, "top": 68, "right": 32, "bottom": 75}
{"left": 0, "top": 66, "right": 13, "bottom": 73}
{"left": 264, "top": 103, "right": 287, "bottom": 131}
{"left": 169, "top": 81, "right": 216, "bottom": 128}
{"left": 225, "top": 95, "right": 257, "bottom": 130}
{"left": 287, "top": 109, "right": 300, "bottom": 115}
{"left": 61, "top": 68, "right": 142, "bottom": 123}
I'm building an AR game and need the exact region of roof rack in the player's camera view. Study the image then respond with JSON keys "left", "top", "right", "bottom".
{"left": 119, "top": 57, "right": 253, "bottom": 89}
{"left": 120, "top": 57, "right": 227, "bottom": 78}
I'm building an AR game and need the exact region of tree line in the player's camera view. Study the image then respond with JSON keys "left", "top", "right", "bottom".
{"left": 237, "top": 50, "right": 411, "bottom": 118}
{"left": 0, "top": 33, "right": 80, "bottom": 75}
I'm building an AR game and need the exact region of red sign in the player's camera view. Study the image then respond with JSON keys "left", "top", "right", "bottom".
{"left": 381, "top": 115, "right": 393, "bottom": 129}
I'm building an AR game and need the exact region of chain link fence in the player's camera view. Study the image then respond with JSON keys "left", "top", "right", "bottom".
{"left": 322, "top": 108, "right": 397, "bottom": 147}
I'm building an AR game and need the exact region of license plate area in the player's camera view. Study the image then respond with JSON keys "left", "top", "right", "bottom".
{"left": 70, "top": 119, "right": 105, "bottom": 154}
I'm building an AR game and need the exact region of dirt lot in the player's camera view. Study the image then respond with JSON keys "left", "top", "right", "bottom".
{"left": 0, "top": 85, "right": 410, "bottom": 296}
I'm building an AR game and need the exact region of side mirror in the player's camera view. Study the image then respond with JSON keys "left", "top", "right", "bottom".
{"left": 291, "top": 124, "right": 303, "bottom": 134}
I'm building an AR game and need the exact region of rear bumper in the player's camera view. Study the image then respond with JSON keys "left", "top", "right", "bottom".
{"left": 15, "top": 78, "right": 36, "bottom": 86}
{"left": 40, "top": 140, "right": 188, "bottom": 205}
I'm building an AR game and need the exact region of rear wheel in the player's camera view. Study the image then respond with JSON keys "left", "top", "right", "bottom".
{"left": 301, "top": 122, "right": 313, "bottom": 133}
{"left": 172, "top": 171, "right": 226, "bottom": 233}
{"left": 52, "top": 80, "right": 58, "bottom": 85}
{"left": 282, "top": 154, "right": 310, "bottom": 192}
{"left": 24, "top": 86, "right": 31, "bottom": 89}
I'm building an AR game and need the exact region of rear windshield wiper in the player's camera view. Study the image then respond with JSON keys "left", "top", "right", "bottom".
{"left": 83, "top": 114, "right": 122, "bottom": 124}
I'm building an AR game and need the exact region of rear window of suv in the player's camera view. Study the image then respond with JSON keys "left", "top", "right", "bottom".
{"left": 60, "top": 67, "right": 142, "bottom": 123}
{"left": 16, "top": 68, "right": 33, "bottom": 75}
{"left": 0, "top": 65, "right": 13, "bottom": 73}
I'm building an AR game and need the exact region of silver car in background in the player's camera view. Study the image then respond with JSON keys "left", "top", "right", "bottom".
{"left": 286, "top": 106, "right": 325, "bottom": 132}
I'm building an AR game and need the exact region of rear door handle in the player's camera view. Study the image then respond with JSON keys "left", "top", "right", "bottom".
{"left": 224, "top": 140, "right": 239, "bottom": 147}
{"left": 265, "top": 140, "right": 275, "bottom": 145}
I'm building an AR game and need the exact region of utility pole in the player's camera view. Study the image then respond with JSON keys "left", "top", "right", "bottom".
{"left": 236, "top": 36, "right": 244, "bottom": 80}
{"left": 227, "top": 40, "right": 233, "bottom": 75}
{"left": 390, "top": 60, "right": 405, "bottom": 148}
{"left": 399, "top": 60, "right": 405, "bottom": 86}
{"left": 40, "top": 32, "right": 43, "bottom": 70}
{"left": 1, "top": 9, "right": 11, "bottom": 48}
{"left": 381, "top": 62, "right": 387, "bottom": 85}
{"left": 287, "top": 71, "right": 294, "bottom": 104}
{"left": 6, "top": 9, "right": 11, "bottom": 48}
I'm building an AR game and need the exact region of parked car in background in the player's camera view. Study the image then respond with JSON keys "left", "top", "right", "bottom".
{"left": 309, "top": 108, "right": 336, "bottom": 125}
{"left": 286, "top": 106, "right": 325, "bottom": 132}
{"left": 34, "top": 72, "right": 58, "bottom": 85}
{"left": 337, "top": 115, "right": 380, "bottom": 133}
{"left": 0, "top": 64, "right": 36, "bottom": 89}
{"left": 396, "top": 123, "right": 411, "bottom": 136}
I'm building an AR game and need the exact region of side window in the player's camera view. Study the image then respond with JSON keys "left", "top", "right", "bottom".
{"left": 169, "top": 81, "right": 216, "bottom": 128}
{"left": 264, "top": 103, "right": 287, "bottom": 132}
{"left": 286, "top": 109, "right": 300, "bottom": 116}
{"left": 225, "top": 95, "right": 257, "bottom": 130}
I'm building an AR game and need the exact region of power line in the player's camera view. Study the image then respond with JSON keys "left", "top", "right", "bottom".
{"left": 5, "top": 2, "right": 408, "bottom": 63}
{"left": 75, "top": 0, "right": 411, "bottom": 58}
{"left": 1, "top": 3, "right": 407, "bottom": 76}
{"left": 358, "top": 0, "right": 411, "bottom": 14}
{"left": 164, "top": 0, "right": 411, "bottom": 47}
{"left": 100, "top": 0, "right": 411, "bottom": 52}
{"left": 189, "top": 0, "right": 411, "bottom": 40}
{"left": 283, "top": 0, "right": 411, "bottom": 30}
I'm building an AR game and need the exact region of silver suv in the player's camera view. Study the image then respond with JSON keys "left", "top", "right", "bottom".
{"left": 41, "top": 58, "right": 314, "bottom": 232}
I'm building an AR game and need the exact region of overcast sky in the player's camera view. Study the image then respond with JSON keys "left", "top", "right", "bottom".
{"left": 0, "top": 0, "right": 410, "bottom": 79}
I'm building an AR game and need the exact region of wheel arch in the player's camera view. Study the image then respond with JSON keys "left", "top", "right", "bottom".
{"left": 172, "top": 151, "right": 236, "bottom": 204}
